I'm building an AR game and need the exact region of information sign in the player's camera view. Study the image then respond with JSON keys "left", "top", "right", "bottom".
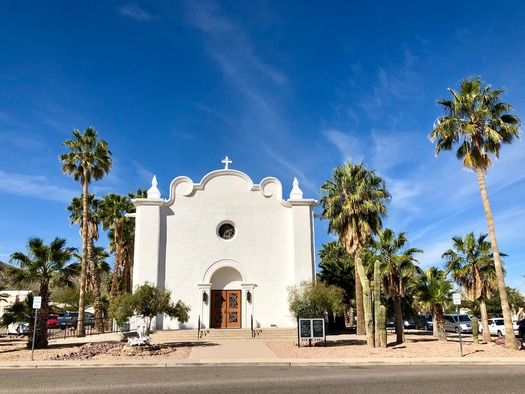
{"left": 32, "top": 296, "right": 42, "bottom": 309}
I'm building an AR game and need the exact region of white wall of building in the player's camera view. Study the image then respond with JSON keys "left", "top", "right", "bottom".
{"left": 132, "top": 168, "right": 316, "bottom": 330}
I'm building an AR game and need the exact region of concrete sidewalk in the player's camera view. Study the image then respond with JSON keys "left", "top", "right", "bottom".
{"left": 1, "top": 333, "right": 524, "bottom": 369}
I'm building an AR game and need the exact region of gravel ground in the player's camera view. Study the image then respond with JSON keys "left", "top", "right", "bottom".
{"left": 0, "top": 331, "right": 523, "bottom": 361}
{"left": 266, "top": 332, "right": 525, "bottom": 359}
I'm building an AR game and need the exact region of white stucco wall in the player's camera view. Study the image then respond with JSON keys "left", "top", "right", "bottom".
{"left": 132, "top": 168, "right": 316, "bottom": 329}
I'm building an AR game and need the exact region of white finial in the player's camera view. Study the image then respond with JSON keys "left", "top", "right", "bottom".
{"left": 221, "top": 155, "right": 232, "bottom": 169}
{"left": 147, "top": 175, "right": 161, "bottom": 199}
{"left": 289, "top": 177, "right": 303, "bottom": 200}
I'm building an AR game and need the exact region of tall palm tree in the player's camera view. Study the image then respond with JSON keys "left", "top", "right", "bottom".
{"left": 410, "top": 267, "right": 452, "bottom": 341}
{"left": 9, "top": 237, "right": 77, "bottom": 348}
{"left": 429, "top": 77, "right": 521, "bottom": 349}
{"left": 442, "top": 232, "right": 500, "bottom": 343}
{"left": 319, "top": 161, "right": 391, "bottom": 335}
{"left": 67, "top": 194, "right": 106, "bottom": 331}
{"left": 99, "top": 193, "right": 134, "bottom": 302}
{"left": 373, "top": 228, "right": 423, "bottom": 343}
{"left": 60, "top": 127, "right": 112, "bottom": 336}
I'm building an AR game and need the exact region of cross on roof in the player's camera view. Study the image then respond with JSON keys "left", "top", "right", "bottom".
{"left": 221, "top": 155, "right": 232, "bottom": 169}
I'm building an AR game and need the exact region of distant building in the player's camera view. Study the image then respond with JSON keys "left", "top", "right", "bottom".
{"left": 131, "top": 158, "right": 317, "bottom": 330}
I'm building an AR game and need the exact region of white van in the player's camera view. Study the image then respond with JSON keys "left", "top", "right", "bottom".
{"left": 444, "top": 314, "right": 472, "bottom": 333}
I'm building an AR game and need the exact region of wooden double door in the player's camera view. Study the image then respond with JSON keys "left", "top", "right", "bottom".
{"left": 210, "top": 290, "right": 241, "bottom": 328}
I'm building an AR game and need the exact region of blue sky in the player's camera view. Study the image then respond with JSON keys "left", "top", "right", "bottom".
{"left": 1, "top": 1, "right": 524, "bottom": 291}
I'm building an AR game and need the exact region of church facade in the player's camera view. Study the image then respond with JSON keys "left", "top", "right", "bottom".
{"left": 131, "top": 158, "right": 316, "bottom": 330}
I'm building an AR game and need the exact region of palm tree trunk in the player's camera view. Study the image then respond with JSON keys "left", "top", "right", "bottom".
{"left": 355, "top": 265, "right": 365, "bottom": 335}
{"left": 479, "top": 298, "right": 491, "bottom": 343}
{"left": 88, "top": 239, "right": 104, "bottom": 333}
{"left": 393, "top": 296, "right": 405, "bottom": 343}
{"left": 476, "top": 169, "right": 519, "bottom": 349}
{"left": 433, "top": 303, "right": 446, "bottom": 341}
{"left": 30, "top": 282, "right": 50, "bottom": 349}
{"left": 77, "top": 177, "right": 89, "bottom": 337}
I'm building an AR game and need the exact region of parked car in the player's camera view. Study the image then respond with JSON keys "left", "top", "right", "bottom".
{"left": 7, "top": 322, "right": 29, "bottom": 335}
{"left": 518, "top": 319, "right": 525, "bottom": 340}
{"left": 58, "top": 311, "right": 95, "bottom": 329}
{"left": 47, "top": 314, "right": 59, "bottom": 328}
{"left": 417, "top": 315, "right": 433, "bottom": 330}
{"left": 444, "top": 314, "right": 472, "bottom": 333}
{"left": 479, "top": 317, "right": 519, "bottom": 337}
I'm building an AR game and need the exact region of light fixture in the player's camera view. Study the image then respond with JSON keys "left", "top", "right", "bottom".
{"left": 246, "top": 291, "right": 252, "bottom": 303}
{"left": 202, "top": 292, "right": 208, "bottom": 303}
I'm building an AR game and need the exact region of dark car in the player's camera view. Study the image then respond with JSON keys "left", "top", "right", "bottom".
{"left": 58, "top": 311, "right": 95, "bottom": 329}
{"left": 417, "top": 314, "right": 433, "bottom": 331}
{"left": 518, "top": 319, "right": 525, "bottom": 340}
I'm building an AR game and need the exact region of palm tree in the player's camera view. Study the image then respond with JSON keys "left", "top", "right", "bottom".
{"left": 442, "top": 232, "right": 500, "bottom": 343}
{"left": 429, "top": 77, "right": 521, "bottom": 349}
{"left": 373, "top": 228, "right": 423, "bottom": 343}
{"left": 319, "top": 161, "right": 391, "bottom": 335}
{"left": 410, "top": 267, "right": 452, "bottom": 341}
{"left": 99, "top": 193, "right": 134, "bottom": 302}
{"left": 9, "top": 237, "right": 77, "bottom": 348}
{"left": 67, "top": 194, "right": 106, "bottom": 332}
{"left": 60, "top": 127, "right": 112, "bottom": 337}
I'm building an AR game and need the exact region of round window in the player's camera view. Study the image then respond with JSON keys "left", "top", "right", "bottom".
{"left": 218, "top": 223, "right": 235, "bottom": 240}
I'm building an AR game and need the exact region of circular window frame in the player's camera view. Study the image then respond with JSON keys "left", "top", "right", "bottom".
{"left": 217, "top": 221, "right": 236, "bottom": 241}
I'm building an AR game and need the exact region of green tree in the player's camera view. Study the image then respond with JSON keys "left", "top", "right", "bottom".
{"left": 0, "top": 293, "right": 33, "bottom": 330}
{"left": 288, "top": 280, "right": 345, "bottom": 320}
{"left": 374, "top": 228, "right": 423, "bottom": 343}
{"left": 442, "top": 233, "right": 499, "bottom": 343}
{"left": 319, "top": 161, "right": 391, "bottom": 336}
{"left": 410, "top": 267, "right": 452, "bottom": 341}
{"left": 109, "top": 282, "right": 190, "bottom": 335}
{"left": 485, "top": 286, "right": 525, "bottom": 317}
{"left": 429, "top": 77, "right": 521, "bottom": 349}
{"left": 9, "top": 237, "right": 77, "bottom": 348}
{"left": 99, "top": 193, "right": 134, "bottom": 301}
{"left": 317, "top": 241, "right": 355, "bottom": 307}
{"left": 60, "top": 127, "right": 112, "bottom": 337}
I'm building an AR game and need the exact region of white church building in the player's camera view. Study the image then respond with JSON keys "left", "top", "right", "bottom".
{"left": 131, "top": 157, "right": 316, "bottom": 330}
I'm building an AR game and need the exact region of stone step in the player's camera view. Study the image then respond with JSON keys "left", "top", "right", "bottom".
{"left": 150, "top": 328, "right": 297, "bottom": 342}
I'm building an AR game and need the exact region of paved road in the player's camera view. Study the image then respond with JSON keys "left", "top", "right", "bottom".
{"left": 0, "top": 366, "right": 523, "bottom": 393}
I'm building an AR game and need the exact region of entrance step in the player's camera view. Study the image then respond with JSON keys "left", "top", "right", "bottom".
{"left": 150, "top": 328, "right": 297, "bottom": 342}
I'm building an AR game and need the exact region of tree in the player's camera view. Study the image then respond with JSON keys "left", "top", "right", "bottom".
{"left": 319, "top": 161, "right": 391, "bottom": 335}
{"left": 410, "top": 267, "right": 452, "bottom": 341}
{"left": 8, "top": 237, "right": 77, "bottom": 348}
{"left": 374, "top": 228, "right": 423, "bottom": 343}
{"left": 60, "top": 127, "right": 112, "bottom": 337}
{"left": 288, "top": 280, "right": 345, "bottom": 320}
{"left": 0, "top": 293, "right": 33, "bottom": 330}
{"left": 317, "top": 241, "right": 355, "bottom": 324}
{"left": 99, "top": 193, "right": 134, "bottom": 301}
{"left": 67, "top": 194, "right": 107, "bottom": 332}
{"left": 429, "top": 77, "right": 521, "bottom": 349}
{"left": 109, "top": 282, "right": 190, "bottom": 335}
{"left": 442, "top": 232, "right": 500, "bottom": 343}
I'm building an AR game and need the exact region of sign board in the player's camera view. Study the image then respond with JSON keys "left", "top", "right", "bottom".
{"left": 32, "top": 296, "right": 42, "bottom": 309}
{"left": 452, "top": 293, "right": 461, "bottom": 305}
{"left": 298, "top": 318, "right": 325, "bottom": 339}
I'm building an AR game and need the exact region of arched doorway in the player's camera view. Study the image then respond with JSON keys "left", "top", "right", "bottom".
{"left": 210, "top": 267, "right": 242, "bottom": 328}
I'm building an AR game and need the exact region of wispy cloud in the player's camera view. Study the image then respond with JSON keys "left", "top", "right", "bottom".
{"left": 119, "top": 4, "right": 158, "bottom": 22}
{"left": 322, "top": 128, "right": 364, "bottom": 164}
{"left": 0, "top": 170, "right": 76, "bottom": 203}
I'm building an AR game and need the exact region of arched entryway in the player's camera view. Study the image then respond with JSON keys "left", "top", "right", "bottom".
{"left": 210, "top": 267, "right": 242, "bottom": 328}
{"left": 198, "top": 260, "right": 256, "bottom": 329}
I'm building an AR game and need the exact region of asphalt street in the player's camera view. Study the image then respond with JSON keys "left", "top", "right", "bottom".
{"left": 0, "top": 365, "right": 523, "bottom": 393}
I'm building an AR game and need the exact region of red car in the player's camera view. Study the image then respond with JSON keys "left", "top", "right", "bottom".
{"left": 47, "top": 314, "right": 59, "bottom": 328}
